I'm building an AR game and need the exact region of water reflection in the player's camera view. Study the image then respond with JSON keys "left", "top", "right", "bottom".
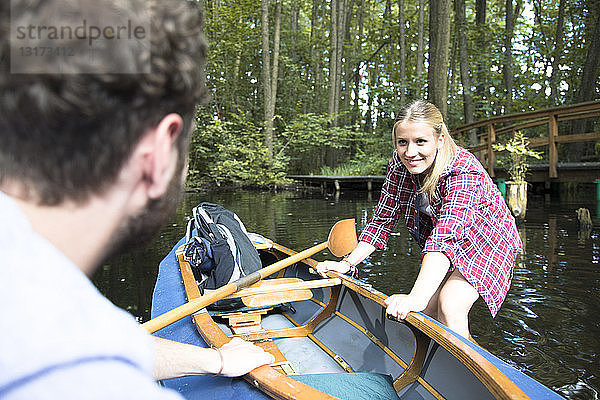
{"left": 93, "top": 189, "right": 600, "bottom": 399}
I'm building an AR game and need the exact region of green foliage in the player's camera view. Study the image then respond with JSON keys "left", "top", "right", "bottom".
{"left": 492, "top": 130, "right": 543, "bottom": 183}
{"left": 318, "top": 149, "right": 389, "bottom": 176}
{"left": 188, "top": 109, "right": 288, "bottom": 188}
{"left": 278, "top": 113, "right": 361, "bottom": 174}
{"left": 189, "top": 0, "right": 599, "bottom": 187}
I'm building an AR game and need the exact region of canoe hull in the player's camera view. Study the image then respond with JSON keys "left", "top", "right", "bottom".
{"left": 151, "top": 237, "right": 563, "bottom": 400}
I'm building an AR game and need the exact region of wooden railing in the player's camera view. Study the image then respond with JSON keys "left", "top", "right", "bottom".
{"left": 450, "top": 101, "right": 600, "bottom": 178}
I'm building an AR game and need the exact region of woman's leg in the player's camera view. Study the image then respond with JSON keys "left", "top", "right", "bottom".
{"left": 436, "top": 269, "right": 479, "bottom": 338}
{"left": 421, "top": 270, "right": 452, "bottom": 320}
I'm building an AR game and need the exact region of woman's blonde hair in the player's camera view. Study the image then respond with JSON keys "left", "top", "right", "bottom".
{"left": 392, "top": 100, "right": 457, "bottom": 199}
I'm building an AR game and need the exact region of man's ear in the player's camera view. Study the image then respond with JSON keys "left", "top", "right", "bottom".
{"left": 141, "top": 113, "right": 184, "bottom": 199}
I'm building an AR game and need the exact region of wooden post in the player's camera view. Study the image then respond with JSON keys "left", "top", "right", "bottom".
{"left": 548, "top": 114, "right": 558, "bottom": 178}
{"left": 596, "top": 178, "right": 600, "bottom": 218}
{"left": 506, "top": 182, "right": 527, "bottom": 219}
{"left": 486, "top": 123, "right": 496, "bottom": 177}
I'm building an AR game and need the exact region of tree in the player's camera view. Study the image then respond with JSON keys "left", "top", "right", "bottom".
{"left": 549, "top": 0, "right": 566, "bottom": 105}
{"left": 328, "top": 0, "right": 347, "bottom": 126}
{"left": 571, "top": 3, "right": 600, "bottom": 160}
{"left": 576, "top": 4, "right": 600, "bottom": 105}
{"left": 474, "top": 0, "right": 486, "bottom": 117}
{"left": 415, "top": 0, "right": 425, "bottom": 99}
{"left": 398, "top": 0, "right": 407, "bottom": 106}
{"left": 454, "top": 0, "right": 475, "bottom": 144}
{"left": 261, "top": 0, "right": 282, "bottom": 159}
{"left": 428, "top": 0, "right": 452, "bottom": 118}
{"left": 503, "top": 0, "right": 521, "bottom": 112}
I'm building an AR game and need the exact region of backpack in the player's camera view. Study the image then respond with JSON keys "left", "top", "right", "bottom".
{"left": 183, "top": 202, "right": 263, "bottom": 309}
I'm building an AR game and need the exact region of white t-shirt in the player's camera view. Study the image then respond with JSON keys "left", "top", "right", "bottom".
{"left": 0, "top": 191, "right": 182, "bottom": 399}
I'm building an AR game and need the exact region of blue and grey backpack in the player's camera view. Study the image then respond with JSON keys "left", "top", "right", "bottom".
{"left": 183, "top": 202, "right": 263, "bottom": 309}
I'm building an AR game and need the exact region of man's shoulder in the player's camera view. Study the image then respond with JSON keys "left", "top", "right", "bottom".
{"left": 0, "top": 265, "right": 169, "bottom": 398}
{"left": 0, "top": 199, "right": 166, "bottom": 398}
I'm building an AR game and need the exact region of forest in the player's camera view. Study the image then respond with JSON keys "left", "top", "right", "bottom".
{"left": 187, "top": 0, "right": 600, "bottom": 188}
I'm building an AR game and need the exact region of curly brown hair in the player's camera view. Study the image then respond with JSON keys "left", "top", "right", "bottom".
{"left": 0, "top": 0, "right": 207, "bottom": 205}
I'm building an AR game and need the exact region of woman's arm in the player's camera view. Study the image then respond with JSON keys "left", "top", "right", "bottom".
{"left": 153, "top": 336, "right": 275, "bottom": 380}
{"left": 316, "top": 241, "right": 376, "bottom": 277}
{"left": 384, "top": 251, "right": 450, "bottom": 319}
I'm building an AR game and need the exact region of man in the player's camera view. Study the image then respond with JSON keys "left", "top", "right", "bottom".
{"left": 0, "top": 0, "right": 273, "bottom": 398}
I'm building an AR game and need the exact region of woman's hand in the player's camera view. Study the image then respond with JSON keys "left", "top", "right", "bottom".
{"left": 315, "top": 260, "right": 351, "bottom": 278}
{"left": 384, "top": 293, "right": 429, "bottom": 320}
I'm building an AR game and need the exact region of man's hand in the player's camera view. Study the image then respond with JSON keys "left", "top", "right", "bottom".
{"left": 217, "top": 337, "right": 275, "bottom": 377}
{"left": 153, "top": 336, "right": 274, "bottom": 380}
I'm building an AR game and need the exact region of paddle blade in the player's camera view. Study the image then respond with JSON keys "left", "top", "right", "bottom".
{"left": 239, "top": 278, "right": 314, "bottom": 307}
{"left": 327, "top": 218, "right": 358, "bottom": 257}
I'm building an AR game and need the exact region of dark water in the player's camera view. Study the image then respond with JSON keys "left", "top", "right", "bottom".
{"left": 93, "top": 187, "right": 600, "bottom": 399}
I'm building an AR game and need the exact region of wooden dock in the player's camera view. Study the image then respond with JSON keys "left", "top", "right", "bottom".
{"left": 288, "top": 175, "right": 384, "bottom": 193}
{"left": 291, "top": 102, "right": 600, "bottom": 195}
{"left": 289, "top": 162, "right": 600, "bottom": 193}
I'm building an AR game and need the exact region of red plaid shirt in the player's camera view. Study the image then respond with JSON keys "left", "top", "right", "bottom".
{"left": 359, "top": 147, "right": 522, "bottom": 316}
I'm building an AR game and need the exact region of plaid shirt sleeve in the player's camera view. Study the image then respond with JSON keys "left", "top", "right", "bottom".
{"left": 359, "top": 154, "right": 412, "bottom": 249}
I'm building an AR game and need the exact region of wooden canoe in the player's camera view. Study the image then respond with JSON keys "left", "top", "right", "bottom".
{"left": 150, "top": 235, "right": 564, "bottom": 400}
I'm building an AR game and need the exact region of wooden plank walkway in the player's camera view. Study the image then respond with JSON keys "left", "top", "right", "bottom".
{"left": 288, "top": 175, "right": 384, "bottom": 192}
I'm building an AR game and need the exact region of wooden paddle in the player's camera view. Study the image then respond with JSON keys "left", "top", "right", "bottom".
{"left": 142, "top": 218, "right": 358, "bottom": 333}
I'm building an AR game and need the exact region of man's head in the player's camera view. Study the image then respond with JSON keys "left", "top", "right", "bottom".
{"left": 0, "top": 0, "right": 207, "bottom": 206}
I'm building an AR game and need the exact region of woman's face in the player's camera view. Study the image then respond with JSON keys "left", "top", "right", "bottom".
{"left": 395, "top": 121, "right": 444, "bottom": 175}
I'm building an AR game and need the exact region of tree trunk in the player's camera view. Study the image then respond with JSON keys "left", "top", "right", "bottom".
{"left": 577, "top": 7, "right": 600, "bottom": 104}
{"left": 549, "top": 0, "right": 566, "bottom": 106}
{"left": 415, "top": 0, "right": 425, "bottom": 99}
{"left": 261, "top": 0, "right": 281, "bottom": 160}
{"left": 428, "top": 0, "right": 452, "bottom": 118}
{"left": 475, "top": 0, "right": 486, "bottom": 117}
{"left": 343, "top": 0, "right": 355, "bottom": 126}
{"left": 571, "top": 5, "right": 600, "bottom": 160}
{"left": 271, "top": 0, "right": 282, "bottom": 116}
{"left": 328, "top": 0, "right": 338, "bottom": 123}
{"left": 261, "top": 0, "right": 272, "bottom": 156}
{"left": 507, "top": 182, "right": 527, "bottom": 219}
{"left": 290, "top": 3, "right": 298, "bottom": 64}
{"left": 503, "top": 0, "right": 521, "bottom": 112}
{"left": 398, "top": 0, "right": 406, "bottom": 107}
{"left": 454, "top": 0, "right": 475, "bottom": 144}
{"left": 328, "top": 0, "right": 347, "bottom": 126}
{"left": 335, "top": 0, "right": 347, "bottom": 119}
{"left": 352, "top": 0, "right": 364, "bottom": 126}
{"left": 311, "top": 0, "right": 323, "bottom": 112}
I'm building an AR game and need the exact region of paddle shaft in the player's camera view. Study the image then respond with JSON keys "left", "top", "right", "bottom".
{"left": 142, "top": 241, "right": 327, "bottom": 333}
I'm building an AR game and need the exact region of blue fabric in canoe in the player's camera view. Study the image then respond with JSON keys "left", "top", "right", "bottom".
{"left": 291, "top": 373, "right": 400, "bottom": 400}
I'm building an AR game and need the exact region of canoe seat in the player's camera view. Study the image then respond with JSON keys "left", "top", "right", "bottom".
{"left": 291, "top": 372, "right": 400, "bottom": 400}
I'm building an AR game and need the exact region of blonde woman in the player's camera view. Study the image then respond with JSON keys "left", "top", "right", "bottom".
{"left": 317, "top": 100, "right": 521, "bottom": 339}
